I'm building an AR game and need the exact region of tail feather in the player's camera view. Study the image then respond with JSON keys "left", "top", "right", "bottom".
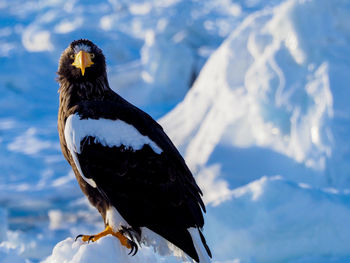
{"left": 188, "top": 227, "right": 212, "bottom": 263}
{"left": 198, "top": 228, "right": 212, "bottom": 258}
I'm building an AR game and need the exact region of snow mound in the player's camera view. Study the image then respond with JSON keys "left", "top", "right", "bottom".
{"left": 207, "top": 176, "right": 350, "bottom": 262}
{"left": 0, "top": 0, "right": 256, "bottom": 260}
{"left": 3, "top": 0, "right": 350, "bottom": 262}
{"left": 160, "top": 0, "right": 350, "bottom": 189}
{"left": 42, "top": 236, "right": 181, "bottom": 263}
{"left": 159, "top": 0, "right": 350, "bottom": 261}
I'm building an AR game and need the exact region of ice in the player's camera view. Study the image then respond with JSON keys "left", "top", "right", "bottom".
{"left": 160, "top": 0, "right": 350, "bottom": 189}
{"left": 206, "top": 176, "right": 350, "bottom": 262}
{"left": 140, "top": 30, "right": 195, "bottom": 104}
{"left": 1, "top": 0, "right": 350, "bottom": 262}
{"left": 159, "top": 0, "right": 350, "bottom": 261}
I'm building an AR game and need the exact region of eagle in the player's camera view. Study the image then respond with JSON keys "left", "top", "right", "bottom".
{"left": 57, "top": 39, "right": 212, "bottom": 263}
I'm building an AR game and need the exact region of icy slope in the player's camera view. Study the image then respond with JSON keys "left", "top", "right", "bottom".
{"left": 157, "top": 0, "right": 350, "bottom": 262}
{"left": 160, "top": 0, "right": 350, "bottom": 189}
{"left": 0, "top": 0, "right": 257, "bottom": 261}
{"left": 2, "top": 0, "right": 350, "bottom": 262}
{"left": 207, "top": 176, "right": 350, "bottom": 263}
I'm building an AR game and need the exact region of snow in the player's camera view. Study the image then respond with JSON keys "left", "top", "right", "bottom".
{"left": 160, "top": 0, "right": 350, "bottom": 261}
{"left": 41, "top": 236, "right": 179, "bottom": 263}
{"left": 206, "top": 176, "right": 350, "bottom": 262}
{"left": 1, "top": 0, "right": 350, "bottom": 262}
{"left": 203, "top": 177, "right": 350, "bottom": 263}
{"left": 160, "top": 0, "right": 348, "bottom": 188}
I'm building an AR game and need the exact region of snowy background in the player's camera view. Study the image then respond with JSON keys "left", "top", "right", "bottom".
{"left": 1, "top": 0, "right": 350, "bottom": 262}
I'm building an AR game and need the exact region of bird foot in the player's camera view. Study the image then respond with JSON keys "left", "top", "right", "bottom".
{"left": 75, "top": 225, "right": 138, "bottom": 255}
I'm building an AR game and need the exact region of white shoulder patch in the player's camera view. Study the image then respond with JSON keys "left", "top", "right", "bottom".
{"left": 64, "top": 115, "right": 97, "bottom": 188}
{"left": 64, "top": 114, "right": 163, "bottom": 187}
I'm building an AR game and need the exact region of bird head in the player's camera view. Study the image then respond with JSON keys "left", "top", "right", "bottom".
{"left": 58, "top": 39, "right": 106, "bottom": 82}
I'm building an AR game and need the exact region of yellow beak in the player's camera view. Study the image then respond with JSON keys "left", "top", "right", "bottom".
{"left": 72, "top": 50, "right": 94, "bottom": 76}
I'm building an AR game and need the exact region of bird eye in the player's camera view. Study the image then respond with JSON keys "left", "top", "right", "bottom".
{"left": 90, "top": 53, "right": 95, "bottom": 59}
{"left": 70, "top": 54, "right": 75, "bottom": 60}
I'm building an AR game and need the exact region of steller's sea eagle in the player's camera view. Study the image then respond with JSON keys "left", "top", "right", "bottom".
{"left": 57, "top": 39, "right": 212, "bottom": 263}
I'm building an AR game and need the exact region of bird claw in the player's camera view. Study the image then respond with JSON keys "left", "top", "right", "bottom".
{"left": 74, "top": 227, "right": 139, "bottom": 256}
{"left": 88, "top": 235, "right": 95, "bottom": 243}
{"left": 120, "top": 227, "right": 141, "bottom": 242}
{"left": 75, "top": 234, "right": 83, "bottom": 242}
{"left": 128, "top": 239, "right": 138, "bottom": 256}
{"left": 120, "top": 227, "right": 140, "bottom": 256}
{"left": 74, "top": 234, "right": 95, "bottom": 243}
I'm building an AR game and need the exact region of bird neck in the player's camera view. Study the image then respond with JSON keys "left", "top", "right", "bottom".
{"left": 58, "top": 75, "right": 111, "bottom": 109}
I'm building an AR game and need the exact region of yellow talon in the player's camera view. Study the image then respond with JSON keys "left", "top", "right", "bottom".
{"left": 115, "top": 231, "right": 132, "bottom": 249}
{"left": 75, "top": 225, "right": 132, "bottom": 249}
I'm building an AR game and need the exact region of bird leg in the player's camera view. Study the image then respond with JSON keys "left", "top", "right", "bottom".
{"left": 75, "top": 225, "right": 138, "bottom": 255}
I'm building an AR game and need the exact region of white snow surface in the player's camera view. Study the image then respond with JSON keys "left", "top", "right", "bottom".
{"left": 160, "top": 0, "right": 350, "bottom": 189}
{"left": 2, "top": 0, "right": 350, "bottom": 262}
{"left": 206, "top": 176, "right": 350, "bottom": 263}
{"left": 42, "top": 236, "right": 180, "bottom": 263}
{"left": 159, "top": 0, "right": 350, "bottom": 261}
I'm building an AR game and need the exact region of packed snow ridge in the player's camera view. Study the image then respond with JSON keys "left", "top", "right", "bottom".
{"left": 160, "top": 0, "right": 346, "bottom": 189}
{"left": 2, "top": 0, "right": 350, "bottom": 262}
